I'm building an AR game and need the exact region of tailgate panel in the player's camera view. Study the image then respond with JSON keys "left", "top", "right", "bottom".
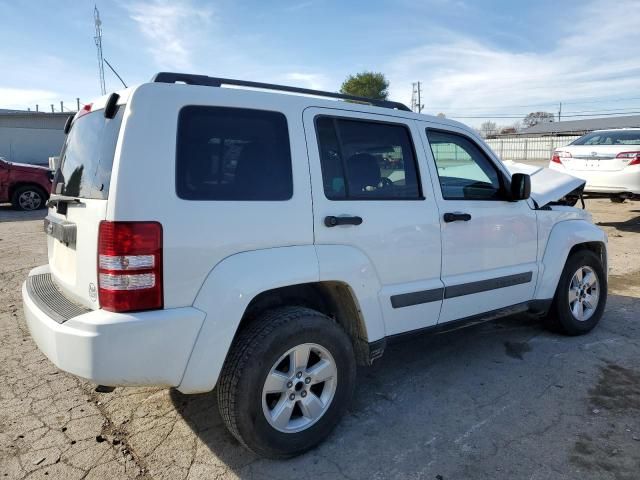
{"left": 48, "top": 199, "right": 107, "bottom": 309}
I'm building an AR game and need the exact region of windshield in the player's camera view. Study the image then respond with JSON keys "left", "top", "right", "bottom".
{"left": 571, "top": 130, "right": 640, "bottom": 146}
{"left": 55, "top": 107, "right": 124, "bottom": 199}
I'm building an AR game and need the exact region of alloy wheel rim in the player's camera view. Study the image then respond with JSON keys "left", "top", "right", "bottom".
{"left": 261, "top": 343, "right": 337, "bottom": 433}
{"left": 568, "top": 265, "right": 599, "bottom": 321}
{"left": 18, "top": 191, "right": 41, "bottom": 210}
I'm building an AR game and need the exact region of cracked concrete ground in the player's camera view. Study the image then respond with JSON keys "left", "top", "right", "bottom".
{"left": 1, "top": 198, "right": 639, "bottom": 479}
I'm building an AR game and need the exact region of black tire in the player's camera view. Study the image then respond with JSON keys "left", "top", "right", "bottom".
{"left": 545, "top": 250, "right": 607, "bottom": 335}
{"left": 217, "top": 306, "right": 356, "bottom": 458}
{"left": 610, "top": 196, "right": 626, "bottom": 204}
{"left": 11, "top": 185, "right": 47, "bottom": 211}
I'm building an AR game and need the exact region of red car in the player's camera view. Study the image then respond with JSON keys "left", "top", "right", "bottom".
{"left": 0, "top": 157, "right": 53, "bottom": 211}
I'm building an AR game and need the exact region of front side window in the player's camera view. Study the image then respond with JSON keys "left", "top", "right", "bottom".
{"left": 176, "top": 106, "right": 293, "bottom": 200}
{"left": 315, "top": 117, "right": 421, "bottom": 200}
{"left": 426, "top": 130, "right": 503, "bottom": 200}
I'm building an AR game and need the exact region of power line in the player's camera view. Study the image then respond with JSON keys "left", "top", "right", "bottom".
{"left": 449, "top": 111, "right": 640, "bottom": 119}
{"left": 427, "top": 95, "right": 640, "bottom": 111}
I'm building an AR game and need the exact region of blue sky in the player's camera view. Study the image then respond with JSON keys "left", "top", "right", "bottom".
{"left": 1, "top": 0, "right": 639, "bottom": 127}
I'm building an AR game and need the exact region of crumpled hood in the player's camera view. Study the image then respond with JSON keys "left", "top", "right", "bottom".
{"left": 503, "top": 161, "right": 586, "bottom": 207}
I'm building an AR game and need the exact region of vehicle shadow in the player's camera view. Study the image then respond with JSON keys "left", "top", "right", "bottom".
{"left": 167, "top": 296, "right": 640, "bottom": 478}
{"left": 0, "top": 204, "right": 47, "bottom": 223}
{"left": 597, "top": 214, "right": 640, "bottom": 233}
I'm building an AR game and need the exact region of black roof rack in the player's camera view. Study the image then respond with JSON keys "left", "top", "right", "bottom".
{"left": 151, "top": 72, "right": 412, "bottom": 112}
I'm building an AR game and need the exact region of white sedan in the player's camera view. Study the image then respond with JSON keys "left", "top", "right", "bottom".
{"left": 549, "top": 128, "right": 640, "bottom": 202}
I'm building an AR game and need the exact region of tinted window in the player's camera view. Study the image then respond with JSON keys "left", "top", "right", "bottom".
{"left": 427, "top": 130, "right": 503, "bottom": 200}
{"left": 57, "top": 108, "right": 124, "bottom": 199}
{"left": 316, "top": 117, "right": 421, "bottom": 200}
{"left": 572, "top": 130, "right": 640, "bottom": 145}
{"left": 176, "top": 106, "right": 292, "bottom": 200}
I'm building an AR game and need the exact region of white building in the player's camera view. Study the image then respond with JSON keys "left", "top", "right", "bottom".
{"left": 0, "top": 110, "right": 69, "bottom": 165}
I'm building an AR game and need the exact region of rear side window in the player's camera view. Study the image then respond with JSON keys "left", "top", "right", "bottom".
{"left": 315, "top": 116, "right": 421, "bottom": 200}
{"left": 176, "top": 106, "right": 293, "bottom": 200}
{"left": 56, "top": 108, "right": 124, "bottom": 199}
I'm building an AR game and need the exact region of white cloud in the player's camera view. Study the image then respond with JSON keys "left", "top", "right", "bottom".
{"left": 0, "top": 88, "right": 59, "bottom": 110}
{"left": 386, "top": 0, "right": 640, "bottom": 122}
{"left": 126, "top": 0, "right": 213, "bottom": 70}
{"left": 282, "top": 72, "right": 330, "bottom": 90}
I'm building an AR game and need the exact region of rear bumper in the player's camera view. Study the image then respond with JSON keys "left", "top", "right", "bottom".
{"left": 549, "top": 163, "right": 640, "bottom": 195}
{"left": 22, "top": 265, "right": 205, "bottom": 387}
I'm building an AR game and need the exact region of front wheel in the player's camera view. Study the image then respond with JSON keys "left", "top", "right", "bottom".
{"left": 545, "top": 250, "right": 607, "bottom": 335}
{"left": 217, "top": 306, "right": 356, "bottom": 458}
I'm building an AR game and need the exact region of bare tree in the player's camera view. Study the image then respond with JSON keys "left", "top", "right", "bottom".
{"left": 479, "top": 121, "right": 497, "bottom": 138}
{"left": 523, "top": 112, "right": 554, "bottom": 128}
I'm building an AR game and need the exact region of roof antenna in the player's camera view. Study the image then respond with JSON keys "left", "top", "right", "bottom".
{"left": 94, "top": 5, "right": 106, "bottom": 95}
{"left": 104, "top": 58, "right": 128, "bottom": 88}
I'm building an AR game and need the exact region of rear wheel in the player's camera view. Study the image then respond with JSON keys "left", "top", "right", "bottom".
{"left": 217, "top": 306, "right": 356, "bottom": 458}
{"left": 545, "top": 250, "right": 607, "bottom": 335}
{"left": 11, "top": 185, "right": 47, "bottom": 211}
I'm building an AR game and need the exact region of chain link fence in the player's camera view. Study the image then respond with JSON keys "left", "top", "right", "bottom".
{"left": 484, "top": 136, "right": 581, "bottom": 162}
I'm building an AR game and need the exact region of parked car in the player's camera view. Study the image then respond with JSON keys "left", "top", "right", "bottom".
{"left": 23, "top": 73, "right": 608, "bottom": 458}
{"left": 549, "top": 128, "right": 640, "bottom": 203}
{"left": 0, "top": 156, "right": 53, "bottom": 210}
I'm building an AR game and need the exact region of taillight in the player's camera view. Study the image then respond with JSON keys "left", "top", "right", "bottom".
{"left": 98, "top": 221, "right": 163, "bottom": 312}
{"left": 616, "top": 151, "right": 640, "bottom": 166}
{"left": 551, "top": 150, "right": 571, "bottom": 164}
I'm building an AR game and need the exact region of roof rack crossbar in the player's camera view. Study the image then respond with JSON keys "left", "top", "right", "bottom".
{"left": 151, "top": 72, "right": 412, "bottom": 111}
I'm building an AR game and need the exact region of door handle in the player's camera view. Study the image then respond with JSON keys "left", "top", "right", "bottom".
{"left": 443, "top": 212, "right": 472, "bottom": 223}
{"left": 324, "top": 215, "right": 363, "bottom": 227}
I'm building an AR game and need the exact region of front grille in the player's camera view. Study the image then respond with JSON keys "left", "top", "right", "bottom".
{"left": 26, "top": 273, "right": 91, "bottom": 324}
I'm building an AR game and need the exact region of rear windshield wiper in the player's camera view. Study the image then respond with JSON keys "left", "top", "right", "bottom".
{"left": 46, "top": 194, "right": 83, "bottom": 208}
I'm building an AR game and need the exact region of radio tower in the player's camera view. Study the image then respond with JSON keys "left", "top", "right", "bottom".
{"left": 94, "top": 6, "right": 106, "bottom": 95}
{"left": 411, "top": 82, "right": 423, "bottom": 113}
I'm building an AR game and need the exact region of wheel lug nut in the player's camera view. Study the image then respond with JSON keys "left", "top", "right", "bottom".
{"left": 289, "top": 393, "right": 295, "bottom": 401}
{"left": 305, "top": 377, "right": 311, "bottom": 384}
{"left": 296, "top": 372, "right": 302, "bottom": 379}
{"left": 301, "top": 391, "right": 307, "bottom": 398}
{"left": 287, "top": 381, "right": 293, "bottom": 388}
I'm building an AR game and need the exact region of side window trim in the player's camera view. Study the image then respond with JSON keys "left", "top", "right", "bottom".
{"left": 425, "top": 127, "right": 509, "bottom": 202}
{"left": 314, "top": 114, "right": 425, "bottom": 201}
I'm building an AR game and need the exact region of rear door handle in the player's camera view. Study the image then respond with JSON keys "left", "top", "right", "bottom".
{"left": 443, "top": 212, "right": 472, "bottom": 223}
{"left": 324, "top": 215, "right": 363, "bottom": 227}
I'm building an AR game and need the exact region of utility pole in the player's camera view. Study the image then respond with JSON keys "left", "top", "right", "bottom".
{"left": 60, "top": 101, "right": 64, "bottom": 112}
{"left": 411, "top": 82, "right": 424, "bottom": 113}
{"left": 94, "top": 6, "right": 106, "bottom": 95}
{"left": 558, "top": 102, "right": 562, "bottom": 122}
{"left": 76, "top": 98, "right": 80, "bottom": 111}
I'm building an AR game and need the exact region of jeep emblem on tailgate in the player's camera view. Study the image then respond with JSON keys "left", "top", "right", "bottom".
{"left": 88, "top": 283, "right": 97, "bottom": 302}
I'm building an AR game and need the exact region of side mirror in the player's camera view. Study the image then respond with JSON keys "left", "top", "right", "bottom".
{"left": 510, "top": 173, "right": 531, "bottom": 201}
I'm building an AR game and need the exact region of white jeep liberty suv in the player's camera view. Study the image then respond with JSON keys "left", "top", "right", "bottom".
{"left": 23, "top": 73, "right": 607, "bottom": 458}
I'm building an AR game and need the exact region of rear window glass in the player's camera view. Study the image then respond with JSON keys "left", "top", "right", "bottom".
{"left": 56, "top": 108, "right": 124, "bottom": 199}
{"left": 176, "top": 106, "right": 293, "bottom": 201}
{"left": 572, "top": 130, "right": 640, "bottom": 145}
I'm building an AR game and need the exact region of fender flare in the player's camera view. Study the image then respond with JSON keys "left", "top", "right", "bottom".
{"left": 534, "top": 219, "right": 607, "bottom": 301}
{"left": 177, "top": 244, "right": 385, "bottom": 393}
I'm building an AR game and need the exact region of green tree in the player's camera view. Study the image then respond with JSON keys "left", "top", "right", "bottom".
{"left": 340, "top": 72, "right": 389, "bottom": 100}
